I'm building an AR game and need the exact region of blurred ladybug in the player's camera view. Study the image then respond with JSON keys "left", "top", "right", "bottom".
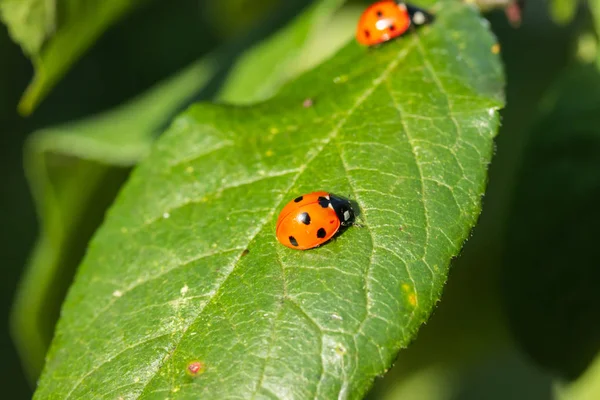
{"left": 356, "top": 1, "right": 434, "bottom": 46}
{"left": 505, "top": 0, "right": 525, "bottom": 27}
{"left": 276, "top": 191, "right": 354, "bottom": 250}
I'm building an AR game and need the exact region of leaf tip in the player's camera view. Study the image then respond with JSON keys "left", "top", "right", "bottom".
{"left": 18, "top": 71, "right": 45, "bottom": 117}
{"left": 17, "top": 58, "right": 52, "bottom": 116}
{"left": 17, "top": 92, "right": 35, "bottom": 117}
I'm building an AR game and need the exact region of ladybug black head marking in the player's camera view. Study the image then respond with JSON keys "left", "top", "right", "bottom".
{"left": 328, "top": 193, "right": 355, "bottom": 226}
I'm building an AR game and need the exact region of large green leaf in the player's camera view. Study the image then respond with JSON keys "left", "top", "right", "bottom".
{"left": 0, "top": 0, "right": 152, "bottom": 115}
{"left": 34, "top": 3, "right": 504, "bottom": 398}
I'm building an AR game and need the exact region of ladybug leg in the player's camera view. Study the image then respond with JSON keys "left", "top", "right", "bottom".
{"left": 341, "top": 213, "right": 363, "bottom": 228}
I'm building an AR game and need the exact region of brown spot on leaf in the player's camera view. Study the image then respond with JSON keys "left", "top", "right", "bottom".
{"left": 187, "top": 361, "right": 206, "bottom": 376}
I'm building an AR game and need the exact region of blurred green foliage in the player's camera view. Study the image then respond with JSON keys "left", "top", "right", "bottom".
{"left": 550, "top": 0, "right": 578, "bottom": 25}
{"left": 0, "top": 0, "right": 156, "bottom": 115}
{"left": 1, "top": 0, "right": 600, "bottom": 398}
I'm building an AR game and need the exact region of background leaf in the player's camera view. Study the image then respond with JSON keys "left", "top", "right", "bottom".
{"left": 217, "top": 0, "right": 350, "bottom": 104}
{"left": 0, "top": 0, "right": 54, "bottom": 56}
{"left": 0, "top": 0, "right": 153, "bottom": 115}
{"left": 34, "top": 3, "right": 504, "bottom": 398}
{"left": 550, "top": 0, "right": 579, "bottom": 25}
{"left": 501, "top": 63, "right": 600, "bottom": 383}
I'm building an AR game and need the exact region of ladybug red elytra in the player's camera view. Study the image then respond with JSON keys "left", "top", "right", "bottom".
{"left": 356, "top": 1, "right": 434, "bottom": 46}
{"left": 276, "top": 191, "right": 354, "bottom": 250}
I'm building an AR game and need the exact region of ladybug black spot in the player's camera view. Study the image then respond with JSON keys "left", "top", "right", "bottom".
{"left": 294, "top": 196, "right": 303, "bottom": 203}
{"left": 376, "top": 10, "right": 383, "bottom": 17}
{"left": 289, "top": 236, "right": 299, "bottom": 247}
{"left": 317, "top": 228, "right": 326, "bottom": 239}
{"left": 364, "top": 29, "right": 371, "bottom": 38}
{"left": 389, "top": 24, "right": 396, "bottom": 31}
{"left": 318, "top": 196, "right": 330, "bottom": 208}
{"left": 298, "top": 212, "right": 311, "bottom": 225}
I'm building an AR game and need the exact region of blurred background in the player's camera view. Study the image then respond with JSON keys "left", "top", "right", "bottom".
{"left": 1, "top": 0, "right": 599, "bottom": 398}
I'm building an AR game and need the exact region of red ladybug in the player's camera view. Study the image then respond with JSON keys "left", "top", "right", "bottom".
{"left": 276, "top": 191, "right": 354, "bottom": 250}
{"left": 356, "top": 1, "right": 434, "bottom": 46}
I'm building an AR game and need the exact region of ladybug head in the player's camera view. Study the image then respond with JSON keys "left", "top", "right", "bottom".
{"left": 406, "top": 4, "right": 435, "bottom": 27}
{"left": 338, "top": 203, "right": 355, "bottom": 226}
{"left": 329, "top": 194, "right": 355, "bottom": 226}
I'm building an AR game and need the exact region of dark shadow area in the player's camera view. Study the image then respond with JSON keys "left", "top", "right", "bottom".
{"left": 451, "top": 353, "right": 554, "bottom": 400}
{"left": 30, "top": 0, "right": 316, "bottom": 135}
{"left": 28, "top": 0, "right": 219, "bottom": 130}
{"left": 0, "top": 21, "right": 39, "bottom": 400}
{"left": 501, "top": 62, "right": 600, "bottom": 381}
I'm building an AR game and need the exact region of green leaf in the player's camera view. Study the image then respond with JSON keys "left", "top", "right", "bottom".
{"left": 550, "top": 0, "right": 578, "bottom": 25}
{"left": 556, "top": 353, "right": 600, "bottom": 400}
{"left": 0, "top": 0, "right": 54, "bottom": 56}
{"left": 34, "top": 3, "right": 504, "bottom": 398}
{"left": 0, "top": 0, "right": 152, "bottom": 115}
{"left": 217, "top": 0, "right": 348, "bottom": 104}
{"left": 11, "top": 57, "right": 218, "bottom": 382}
